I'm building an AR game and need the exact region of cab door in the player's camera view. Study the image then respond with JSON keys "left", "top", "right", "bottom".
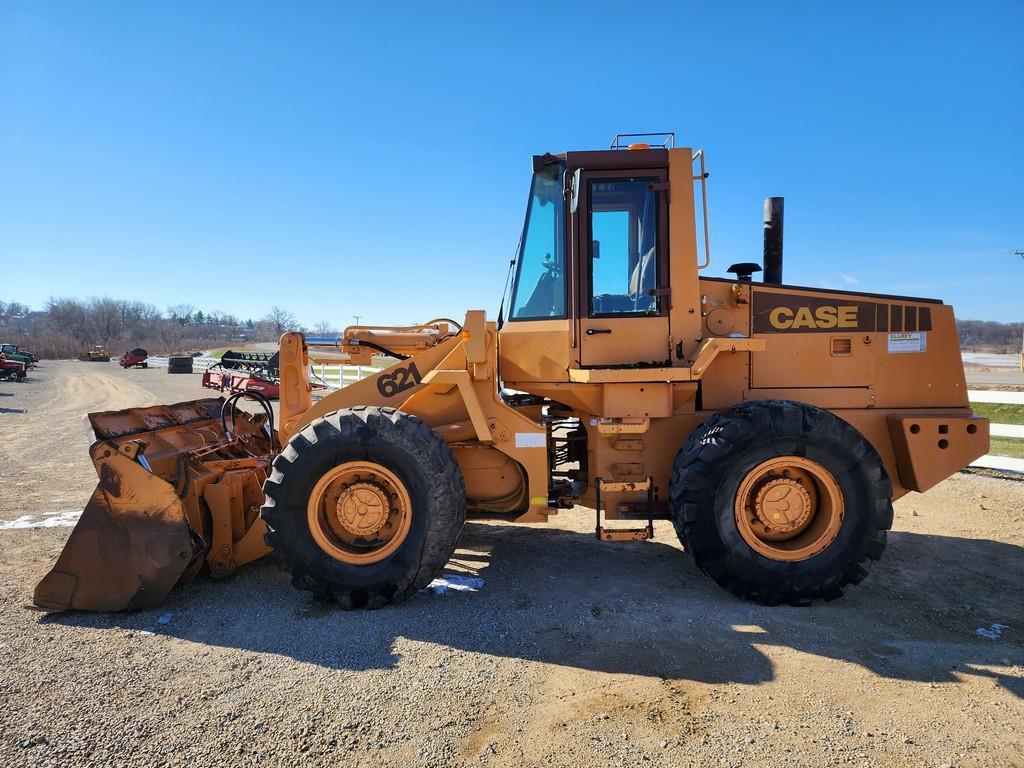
{"left": 577, "top": 170, "right": 671, "bottom": 367}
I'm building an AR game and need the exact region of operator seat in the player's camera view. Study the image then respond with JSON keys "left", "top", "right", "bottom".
{"left": 628, "top": 211, "right": 657, "bottom": 311}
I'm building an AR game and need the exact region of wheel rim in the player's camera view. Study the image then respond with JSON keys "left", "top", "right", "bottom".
{"left": 307, "top": 461, "right": 412, "bottom": 565}
{"left": 734, "top": 456, "right": 844, "bottom": 562}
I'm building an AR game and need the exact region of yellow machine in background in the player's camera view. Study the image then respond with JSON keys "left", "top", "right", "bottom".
{"left": 79, "top": 345, "right": 111, "bottom": 362}
{"left": 35, "top": 134, "right": 989, "bottom": 612}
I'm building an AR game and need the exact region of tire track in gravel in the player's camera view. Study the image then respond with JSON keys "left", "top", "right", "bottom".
{"left": 0, "top": 364, "right": 160, "bottom": 519}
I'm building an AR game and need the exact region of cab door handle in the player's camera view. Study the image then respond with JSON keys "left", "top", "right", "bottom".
{"left": 586, "top": 328, "right": 612, "bottom": 335}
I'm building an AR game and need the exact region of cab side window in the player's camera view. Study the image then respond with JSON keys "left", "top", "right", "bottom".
{"left": 589, "top": 179, "right": 661, "bottom": 315}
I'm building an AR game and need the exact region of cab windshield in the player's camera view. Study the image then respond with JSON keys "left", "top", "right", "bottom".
{"left": 508, "top": 161, "right": 566, "bottom": 319}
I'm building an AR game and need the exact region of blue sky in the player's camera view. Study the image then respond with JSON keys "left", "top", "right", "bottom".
{"left": 2, "top": 1, "right": 1022, "bottom": 326}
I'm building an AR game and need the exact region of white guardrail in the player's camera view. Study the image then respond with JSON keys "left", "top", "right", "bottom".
{"left": 147, "top": 356, "right": 220, "bottom": 372}
{"left": 145, "top": 358, "right": 1022, "bottom": 473}
{"left": 148, "top": 356, "right": 382, "bottom": 388}
{"left": 310, "top": 363, "right": 382, "bottom": 389}
{"left": 968, "top": 390, "right": 1024, "bottom": 473}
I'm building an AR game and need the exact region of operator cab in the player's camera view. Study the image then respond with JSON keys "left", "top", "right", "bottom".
{"left": 501, "top": 133, "right": 707, "bottom": 378}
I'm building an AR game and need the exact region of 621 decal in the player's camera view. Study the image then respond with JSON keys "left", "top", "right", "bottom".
{"left": 376, "top": 362, "right": 422, "bottom": 398}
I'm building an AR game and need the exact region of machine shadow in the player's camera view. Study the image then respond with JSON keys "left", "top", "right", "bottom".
{"left": 45, "top": 520, "right": 1024, "bottom": 695}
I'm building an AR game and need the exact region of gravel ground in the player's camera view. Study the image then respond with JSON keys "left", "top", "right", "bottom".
{"left": 1, "top": 361, "right": 1022, "bottom": 767}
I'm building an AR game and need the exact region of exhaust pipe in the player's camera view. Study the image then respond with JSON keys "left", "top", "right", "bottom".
{"left": 763, "top": 197, "right": 784, "bottom": 284}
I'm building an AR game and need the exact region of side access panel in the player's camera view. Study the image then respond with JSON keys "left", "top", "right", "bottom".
{"left": 750, "top": 290, "right": 876, "bottom": 388}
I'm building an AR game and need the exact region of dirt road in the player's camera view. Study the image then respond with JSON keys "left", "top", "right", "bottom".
{"left": 0, "top": 361, "right": 201, "bottom": 517}
{"left": 1, "top": 362, "right": 1022, "bottom": 767}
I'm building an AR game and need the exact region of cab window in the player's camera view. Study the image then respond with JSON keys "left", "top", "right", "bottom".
{"left": 509, "top": 163, "right": 566, "bottom": 320}
{"left": 589, "top": 179, "right": 660, "bottom": 316}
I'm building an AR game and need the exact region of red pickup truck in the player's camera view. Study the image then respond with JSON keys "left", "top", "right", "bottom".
{"left": 0, "top": 354, "right": 26, "bottom": 381}
{"left": 119, "top": 348, "right": 148, "bottom": 368}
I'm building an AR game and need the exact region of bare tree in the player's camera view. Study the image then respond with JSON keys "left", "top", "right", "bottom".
{"left": 167, "top": 304, "right": 197, "bottom": 325}
{"left": 958, "top": 319, "right": 1024, "bottom": 353}
{"left": 88, "top": 298, "right": 126, "bottom": 342}
{"left": 264, "top": 306, "right": 298, "bottom": 335}
{"left": 158, "top": 322, "right": 184, "bottom": 350}
{"left": 7, "top": 296, "right": 256, "bottom": 357}
{"left": 3, "top": 300, "right": 26, "bottom": 317}
{"left": 45, "top": 298, "right": 91, "bottom": 343}
{"left": 206, "top": 310, "right": 239, "bottom": 327}
{"left": 119, "top": 301, "right": 160, "bottom": 326}
{"left": 313, "top": 320, "right": 338, "bottom": 336}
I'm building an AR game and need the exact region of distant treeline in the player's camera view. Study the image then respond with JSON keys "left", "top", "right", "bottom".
{"left": 956, "top": 319, "right": 1023, "bottom": 354}
{"left": 0, "top": 298, "right": 339, "bottom": 359}
{"left": 1, "top": 297, "right": 1018, "bottom": 359}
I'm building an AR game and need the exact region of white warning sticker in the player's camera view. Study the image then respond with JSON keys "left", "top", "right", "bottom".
{"left": 515, "top": 432, "right": 546, "bottom": 448}
{"left": 888, "top": 332, "right": 926, "bottom": 353}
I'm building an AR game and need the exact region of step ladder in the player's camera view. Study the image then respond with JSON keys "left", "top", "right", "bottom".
{"left": 594, "top": 476, "right": 654, "bottom": 541}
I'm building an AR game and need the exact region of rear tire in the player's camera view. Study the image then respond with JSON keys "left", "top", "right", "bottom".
{"left": 669, "top": 400, "right": 893, "bottom": 605}
{"left": 261, "top": 406, "right": 466, "bottom": 608}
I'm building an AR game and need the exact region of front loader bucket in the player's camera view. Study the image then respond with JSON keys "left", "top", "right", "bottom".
{"left": 33, "top": 397, "right": 274, "bottom": 613}
{"left": 33, "top": 456, "right": 194, "bottom": 611}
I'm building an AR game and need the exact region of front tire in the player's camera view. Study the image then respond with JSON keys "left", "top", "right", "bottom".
{"left": 261, "top": 406, "right": 466, "bottom": 608}
{"left": 669, "top": 400, "right": 893, "bottom": 605}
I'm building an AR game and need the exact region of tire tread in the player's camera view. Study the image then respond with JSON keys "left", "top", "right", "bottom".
{"left": 261, "top": 407, "right": 465, "bottom": 608}
{"left": 669, "top": 399, "right": 893, "bottom": 605}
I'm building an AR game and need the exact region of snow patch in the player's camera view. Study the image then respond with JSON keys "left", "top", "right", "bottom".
{"left": 423, "top": 574, "right": 484, "bottom": 596}
{"left": 976, "top": 623, "right": 1009, "bottom": 640}
{"left": 82, "top": 412, "right": 95, "bottom": 444}
{"left": 0, "top": 510, "right": 82, "bottom": 530}
{"left": 136, "top": 614, "right": 174, "bottom": 637}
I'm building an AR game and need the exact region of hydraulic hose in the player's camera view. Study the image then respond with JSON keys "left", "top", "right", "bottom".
{"left": 220, "top": 390, "right": 276, "bottom": 451}
{"left": 424, "top": 317, "right": 463, "bottom": 332}
{"left": 349, "top": 340, "right": 410, "bottom": 361}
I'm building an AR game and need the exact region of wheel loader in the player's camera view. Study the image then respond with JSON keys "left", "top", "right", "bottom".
{"left": 79, "top": 344, "right": 111, "bottom": 362}
{"left": 33, "top": 134, "right": 989, "bottom": 612}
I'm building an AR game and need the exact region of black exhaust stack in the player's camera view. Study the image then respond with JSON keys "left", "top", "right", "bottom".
{"left": 762, "top": 197, "right": 784, "bottom": 284}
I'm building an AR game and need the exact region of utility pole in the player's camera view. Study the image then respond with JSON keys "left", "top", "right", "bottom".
{"left": 1016, "top": 250, "right": 1024, "bottom": 372}
{"left": 353, "top": 315, "right": 362, "bottom": 327}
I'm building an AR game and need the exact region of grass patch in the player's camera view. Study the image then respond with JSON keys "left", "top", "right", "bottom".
{"left": 972, "top": 402, "right": 1024, "bottom": 458}
{"left": 988, "top": 436, "right": 1024, "bottom": 459}
{"left": 971, "top": 401, "right": 1024, "bottom": 426}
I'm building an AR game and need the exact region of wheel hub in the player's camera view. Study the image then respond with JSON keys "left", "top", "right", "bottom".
{"left": 307, "top": 461, "right": 413, "bottom": 565}
{"left": 336, "top": 482, "right": 391, "bottom": 537}
{"left": 733, "top": 455, "right": 845, "bottom": 562}
{"left": 753, "top": 478, "right": 812, "bottom": 532}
